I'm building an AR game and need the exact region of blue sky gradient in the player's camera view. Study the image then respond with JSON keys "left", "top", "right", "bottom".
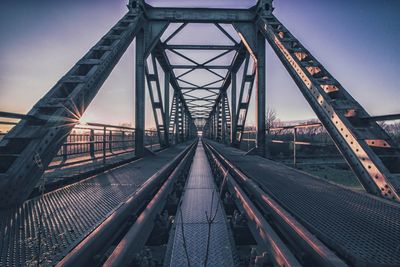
{"left": 0, "top": 0, "right": 399, "bottom": 128}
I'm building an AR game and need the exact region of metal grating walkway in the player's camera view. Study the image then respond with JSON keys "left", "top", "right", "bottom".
{"left": 165, "top": 141, "right": 235, "bottom": 267}
{"left": 208, "top": 141, "right": 400, "bottom": 267}
{"left": 0, "top": 144, "right": 190, "bottom": 266}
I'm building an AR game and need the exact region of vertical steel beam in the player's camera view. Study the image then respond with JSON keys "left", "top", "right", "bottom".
{"left": 135, "top": 29, "right": 145, "bottom": 156}
{"left": 164, "top": 72, "right": 170, "bottom": 146}
{"left": 145, "top": 56, "right": 166, "bottom": 147}
{"left": 185, "top": 110, "right": 188, "bottom": 140}
{"left": 176, "top": 98, "right": 180, "bottom": 143}
{"left": 184, "top": 108, "right": 188, "bottom": 140}
{"left": 210, "top": 120, "right": 212, "bottom": 139}
{"left": 219, "top": 101, "right": 223, "bottom": 141}
{"left": 179, "top": 99, "right": 184, "bottom": 142}
{"left": 168, "top": 91, "right": 177, "bottom": 144}
{"left": 183, "top": 109, "right": 186, "bottom": 141}
{"left": 221, "top": 95, "right": 227, "bottom": 143}
{"left": 233, "top": 55, "right": 256, "bottom": 145}
{"left": 256, "top": 33, "right": 266, "bottom": 157}
{"left": 224, "top": 93, "right": 232, "bottom": 144}
{"left": 174, "top": 94, "right": 179, "bottom": 144}
{"left": 231, "top": 72, "right": 237, "bottom": 145}
{"left": 216, "top": 108, "right": 219, "bottom": 141}
{"left": 211, "top": 115, "right": 214, "bottom": 140}
{"left": 215, "top": 103, "right": 219, "bottom": 141}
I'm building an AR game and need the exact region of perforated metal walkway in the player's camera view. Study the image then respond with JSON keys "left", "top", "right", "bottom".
{"left": 207, "top": 140, "right": 400, "bottom": 267}
{"left": 0, "top": 143, "right": 190, "bottom": 266}
{"left": 165, "top": 141, "right": 235, "bottom": 267}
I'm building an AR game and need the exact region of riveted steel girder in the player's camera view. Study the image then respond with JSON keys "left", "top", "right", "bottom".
{"left": 145, "top": 7, "right": 256, "bottom": 23}
{"left": 258, "top": 14, "right": 400, "bottom": 200}
{"left": 145, "top": 55, "right": 168, "bottom": 147}
{"left": 0, "top": 11, "right": 145, "bottom": 207}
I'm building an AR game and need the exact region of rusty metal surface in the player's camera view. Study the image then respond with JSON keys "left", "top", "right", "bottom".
{"left": 0, "top": 143, "right": 190, "bottom": 266}
{"left": 209, "top": 141, "right": 400, "bottom": 267}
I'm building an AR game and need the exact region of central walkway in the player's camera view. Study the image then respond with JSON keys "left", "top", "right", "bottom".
{"left": 165, "top": 140, "right": 235, "bottom": 266}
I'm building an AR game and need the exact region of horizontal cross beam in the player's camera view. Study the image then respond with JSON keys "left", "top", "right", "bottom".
{"left": 145, "top": 7, "right": 256, "bottom": 23}
{"left": 172, "top": 65, "right": 230, "bottom": 69}
{"left": 165, "top": 44, "right": 238, "bottom": 50}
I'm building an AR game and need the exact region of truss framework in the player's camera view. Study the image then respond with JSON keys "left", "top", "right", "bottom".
{"left": 0, "top": 0, "right": 399, "bottom": 206}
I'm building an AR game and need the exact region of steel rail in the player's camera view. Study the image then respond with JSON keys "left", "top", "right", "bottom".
{"left": 103, "top": 140, "right": 197, "bottom": 267}
{"left": 203, "top": 142, "right": 301, "bottom": 267}
{"left": 57, "top": 140, "right": 197, "bottom": 267}
{"left": 203, "top": 141, "right": 348, "bottom": 267}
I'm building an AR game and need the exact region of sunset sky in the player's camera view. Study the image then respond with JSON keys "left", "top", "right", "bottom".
{"left": 0, "top": 0, "right": 399, "bottom": 129}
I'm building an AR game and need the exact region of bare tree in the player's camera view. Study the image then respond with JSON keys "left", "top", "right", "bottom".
{"left": 383, "top": 121, "right": 400, "bottom": 144}
{"left": 266, "top": 108, "right": 277, "bottom": 134}
{"left": 378, "top": 121, "right": 389, "bottom": 132}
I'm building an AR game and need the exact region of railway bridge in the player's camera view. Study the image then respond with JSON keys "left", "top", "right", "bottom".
{"left": 0, "top": 1, "right": 400, "bottom": 266}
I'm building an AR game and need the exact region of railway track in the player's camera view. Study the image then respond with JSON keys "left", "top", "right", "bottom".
{"left": 0, "top": 142, "right": 196, "bottom": 266}
{"left": 204, "top": 140, "right": 400, "bottom": 267}
{"left": 204, "top": 141, "right": 347, "bottom": 267}
{"left": 56, "top": 139, "right": 350, "bottom": 266}
{"left": 58, "top": 140, "right": 198, "bottom": 267}
{"left": 2, "top": 138, "right": 398, "bottom": 266}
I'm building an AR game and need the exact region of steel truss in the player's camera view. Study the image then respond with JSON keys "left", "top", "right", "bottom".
{"left": 257, "top": 13, "right": 400, "bottom": 200}
{"left": 0, "top": 0, "right": 398, "bottom": 206}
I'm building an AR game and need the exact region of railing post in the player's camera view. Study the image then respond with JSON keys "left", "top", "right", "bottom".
{"left": 247, "top": 131, "right": 250, "bottom": 151}
{"left": 133, "top": 130, "right": 135, "bottom": 150}
{"left": 103, "top": 126, "right": 106, "bottom": 165}
{"left": 122, "top": 131, "right": 126, "bottom": 150}
{"left": 293, "top": 128, "right": 297, "bottom": 168}
{"left": 109, "top": 130, "right": 113, "bottom": 153}
{"left": 89, "top": 129, "right": 95, "bottom": 159}
{"left": 150, "top": 131, "right": 153, "bottom": 151}
{"left": 62, "top": 142, "right": 68, "bottom": 162}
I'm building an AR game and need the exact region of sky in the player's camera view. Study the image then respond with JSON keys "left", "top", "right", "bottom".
{"left": 0, "top": 0, "right": 399, "bottom": 130}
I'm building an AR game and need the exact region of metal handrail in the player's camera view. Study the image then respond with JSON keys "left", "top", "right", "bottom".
{"left": 0, "top": 111, "right": 160, "bottom": 168}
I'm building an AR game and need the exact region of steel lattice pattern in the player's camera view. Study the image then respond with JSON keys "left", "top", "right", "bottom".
{"left": 0, "top": 184, "right": 133, "bottom": 266}
{"left": 0, "top": 145, "right": 187, "bottom": 266}
{"left": 210, "top": 141, "right": 400, "bottom": 267}
{"left": 167, "top": 142, "right": 235, "bottom": 267}
{"left": 170, "top": 224, "right": 235, "bottom": 267}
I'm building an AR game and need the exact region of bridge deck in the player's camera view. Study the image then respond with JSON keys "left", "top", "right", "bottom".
{"left": 0, "top": 143, "right": 190, "bottom": 266}
{"left": 165, "top": 141, "right": 235, "bottom": 267}
{"left": 208, "top": 141, "right": 400, "bottom": 267}
{"left": 41, "top": 144, "right": 161, "bottom": 189}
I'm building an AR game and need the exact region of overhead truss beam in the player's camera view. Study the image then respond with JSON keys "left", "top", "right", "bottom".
{"left": 165, "top": 44, "right": 238, "bottom": 50}
{"left": 145, "top": 7, "right": 256, "bottom": 23}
